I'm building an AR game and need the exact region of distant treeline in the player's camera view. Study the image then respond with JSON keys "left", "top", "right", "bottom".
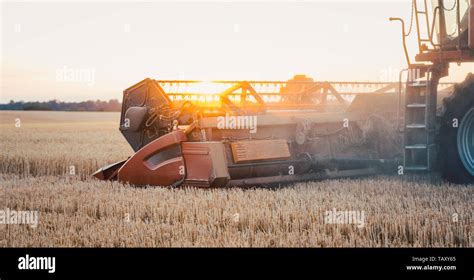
{"left": 0, "top": 100, "right": 122, "bottom": 112}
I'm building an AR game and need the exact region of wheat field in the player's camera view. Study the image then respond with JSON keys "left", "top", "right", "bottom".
{"left": 0, "top": 111, "right": 472, "bottom": 247}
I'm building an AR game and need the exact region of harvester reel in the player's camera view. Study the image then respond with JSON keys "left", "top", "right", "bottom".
{"left": 221, "top": 82, "right": 266, "bottom": 115}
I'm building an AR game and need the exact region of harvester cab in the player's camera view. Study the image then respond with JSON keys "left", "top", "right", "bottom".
{"left": 427, "top": 0, "right": 472, "bottom": 50}
{"left": 391, "top": 0, "right": 474, "bottom": 64}
{"left": 434, "top": 0, "right": 471, "bottom": 49}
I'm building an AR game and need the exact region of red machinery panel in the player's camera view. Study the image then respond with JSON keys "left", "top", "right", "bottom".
{"left": 117, "top": 130, "right": 187, "bottom": 186}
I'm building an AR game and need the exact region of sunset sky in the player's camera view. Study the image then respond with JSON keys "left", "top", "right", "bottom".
{"left": 1, "top": 0, "right": 472, "bottom": 102}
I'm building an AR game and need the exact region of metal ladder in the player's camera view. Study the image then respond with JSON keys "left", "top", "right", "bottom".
{"left": 403, "top": 66, "right": 436, "bottom": 171}
{"left": 413, "top": 0, "right": 433, "bottom": 53}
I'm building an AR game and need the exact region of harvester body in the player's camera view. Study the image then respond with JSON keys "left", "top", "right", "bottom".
{"left": 94, "top": 0, "right": 474, "bottom": 187}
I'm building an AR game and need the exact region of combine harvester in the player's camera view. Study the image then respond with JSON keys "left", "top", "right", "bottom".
{"left": 94, "top": 0, "right": 474, "bottom": 187}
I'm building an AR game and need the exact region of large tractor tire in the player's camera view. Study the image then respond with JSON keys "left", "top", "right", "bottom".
{"left": 439, "top": 73, "right": 474, "bottom": 184}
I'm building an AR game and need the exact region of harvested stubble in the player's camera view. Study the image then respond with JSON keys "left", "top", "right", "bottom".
{"left": 0, "top": 111, "right": 472, "bottom": 247}
{"left": 0, "top": 175, "right": 472, "bottom": 247}
{"left": 0, "top": 111, "right": 132, "bottom": 179}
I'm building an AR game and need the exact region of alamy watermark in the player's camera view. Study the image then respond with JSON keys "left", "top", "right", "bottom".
{"left": 324, "top": 208, "right": 365, "bottom": 228}
{"left": 0, "top": 208, "right": 38, "bottom": 228}
{"left": 55, "top": 66, "right": 95, "bottom": 86}
{"left": 18, "top": 254, "right": 55, "bottom": 274}
{"left": 379, "top": 66, "right": 422, "bottom": 83}
{"left": 217, "top": 113, "right": 257, "bottom": 133}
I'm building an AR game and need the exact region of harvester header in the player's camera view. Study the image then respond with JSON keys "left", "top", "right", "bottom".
{"left": 93, "top": 75, "right": 457, "bottom": 187}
